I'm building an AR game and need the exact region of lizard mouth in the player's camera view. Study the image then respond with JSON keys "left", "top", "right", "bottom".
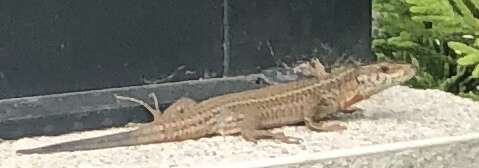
{"left": 384, "top": 63, "right": 417, "bottom": 85}
{"left": 400, "top": 64, "right": 417, "bottom": 83}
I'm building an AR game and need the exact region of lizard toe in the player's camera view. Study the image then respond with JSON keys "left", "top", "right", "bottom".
{"left": 281, "top": 136, "right": 302, "bottom": 144}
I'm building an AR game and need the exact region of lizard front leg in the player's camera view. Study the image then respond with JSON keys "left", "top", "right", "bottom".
{"left": 304, "top": 98, "right": 347, "bottom": 132}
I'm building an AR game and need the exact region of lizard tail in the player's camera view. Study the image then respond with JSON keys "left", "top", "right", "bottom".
{"left": 17, "top": 120, "right": 211, "bottom": 154}
{"left": 16, "top": 129, "right": 146, "bottom": 154}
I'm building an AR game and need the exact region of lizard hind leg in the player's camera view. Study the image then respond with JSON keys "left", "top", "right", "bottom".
{"left": 149, "top": 93, "right": 160, "bottom": 114}
{"left": 238, "top": 110, "right": 302, "bottom": 144}
{"left": 241, "top": 129, "right": 302, "bottom": 144}
{"left": 295, "top": 57, "right": 330, "bottom": 79}
{"left": 341, "top": 107, "right": 363, "bottom": 114}
{"left": 115, "top": 94, "right": 199, "bottom": 121}
{"left": 161, "top": 97, "right": 198, "bottom": 119}
{"left": 115, "top": 94, "right": 162, "bottom": 121}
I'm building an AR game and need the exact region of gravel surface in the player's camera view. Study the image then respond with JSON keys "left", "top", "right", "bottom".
{"left": 1, "top": 86, "right": 479, "bottom": 168}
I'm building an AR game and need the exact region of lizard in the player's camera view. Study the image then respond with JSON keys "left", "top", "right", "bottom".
{"left": 16, "top": 59, "right": 416, "bottom": 154}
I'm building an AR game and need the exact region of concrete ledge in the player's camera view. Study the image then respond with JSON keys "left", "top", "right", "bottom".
{"left": 2, "top": 86, "right": 479, "bottom": 168}
{"left": 226, "top": 133, "right": 479, "bottom": 168}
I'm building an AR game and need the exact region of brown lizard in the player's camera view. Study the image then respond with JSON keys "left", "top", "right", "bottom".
{"left": 16, "top": 59, "right": 416, "bottom": 154}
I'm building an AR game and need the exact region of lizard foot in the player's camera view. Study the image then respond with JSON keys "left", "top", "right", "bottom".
{"left": 241, "top": 130, "right": 302, "bottom": 144}
{"left": 306, "top": 120, "right": 347, "bottom": 132}
{"left": 341, "top": 107, "right": 363, "bottom": 114}
{"left": 115, "top": 94, "right": 160, "bottom": 114}
{"left": 294, "top": 58, "right": 329, "bottom": 79}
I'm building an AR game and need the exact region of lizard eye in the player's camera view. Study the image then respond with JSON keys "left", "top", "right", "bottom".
{"left": 176, "top": 107, "right": 185, "bottom": 113}
{"left": 380, "top": 66, "right": 390, "bottom": 73}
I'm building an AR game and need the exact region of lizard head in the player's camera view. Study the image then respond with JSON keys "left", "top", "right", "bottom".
{"left": 356, "top": 62, "right": 416, "bottom": 96}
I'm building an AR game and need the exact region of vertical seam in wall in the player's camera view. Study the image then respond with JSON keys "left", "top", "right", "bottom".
{"left": 222, "top": 0, "right": 231, "bottom": 76}
{"left": 368, "top": 0, "right": 373, "bottom": 61}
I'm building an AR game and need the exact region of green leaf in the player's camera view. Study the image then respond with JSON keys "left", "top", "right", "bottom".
{"left": 448, "top": 42, "right": 479, "bottom": 55}
{"left": 372, "top": 39, "right": 387, "bottom": 48}
{"left": 448, "top": 41, "right": 479, "bottom": 65}
{"left": 474, "top": 39, "right": 479, "bottom": 48}
{"left": 459, "top": 91, "right": 479, "bottom": 101}
{"left": 457, "top": 54, "right": 479, "bottom": 65}
{"left": 473, "top": 65, "right": 479, "bottom": 78}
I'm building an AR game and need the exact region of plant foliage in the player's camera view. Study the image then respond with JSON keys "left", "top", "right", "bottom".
{"left": 373, "top": 0, "right": 479, "bottom": 100}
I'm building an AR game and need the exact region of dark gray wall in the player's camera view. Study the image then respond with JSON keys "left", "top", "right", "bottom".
{"left": 0, "top": 0, "right": 371, "bottom": 99}
{"left": 0, "top": 0, "right": 224, "bottom": 99}
{"left": 228, "top": 0, "right": 372, "bottom": 75}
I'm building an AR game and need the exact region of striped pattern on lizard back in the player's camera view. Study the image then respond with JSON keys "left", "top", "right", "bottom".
{"left": 191, "top": 68, "right": 360, "bottom": 135}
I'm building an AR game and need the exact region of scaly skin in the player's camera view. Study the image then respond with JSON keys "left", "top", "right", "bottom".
{"left": 16, "top": 59, "right": 416, "bottom": 154}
